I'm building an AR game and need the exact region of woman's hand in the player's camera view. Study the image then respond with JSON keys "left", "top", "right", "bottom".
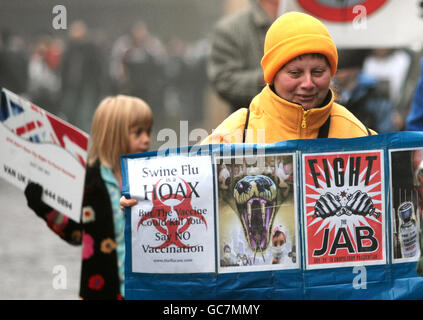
{"left": 120, "top": 196, "right": 138, "bottom": 211}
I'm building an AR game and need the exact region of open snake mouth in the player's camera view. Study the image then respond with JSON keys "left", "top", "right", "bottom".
{"left": 234, "top": 175, "right": 277, "bottom": 255}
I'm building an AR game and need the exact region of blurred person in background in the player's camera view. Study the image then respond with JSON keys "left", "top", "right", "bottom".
{"left": 27, "top": 36, "right": 62, "bottom": 115}
{"left": 363, "top": 48, "right": 412, "bottom": 130}
{"left": 183, "top": 38, "right": 211, "bottom": 128}
{"left": 207, "top": 0, "right": 281, "bottom": 113}
{"left": 0, "top": 29, "right": 28, "bottom": 95}
{"left": 406, "top": 57, "right": 423, "bottom": 131}
{"left": 333, "top": 49, "right": 396, "bottom": 133}
{"left": 162, "top": 37, "right": 188, "bottom": 120}
{"left": 110, "top": 21, "right": 167, "bottom": 116}
{"left": 60, "top": 20, "right": 107, "bottom": 132}
{"left": 163, "top": 37, "right": 210, "bottom": 128}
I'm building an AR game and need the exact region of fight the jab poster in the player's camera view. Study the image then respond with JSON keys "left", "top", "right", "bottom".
{"left": 302, "top": 150, "right": 386, "bottom": 269}
{"left": 125, "top": 155, "right": 215, "bottom": 274}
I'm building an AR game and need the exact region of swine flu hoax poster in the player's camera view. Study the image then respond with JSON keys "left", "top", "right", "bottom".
{"left": 123, "top": 154, "right": 216, "bottom": 274}
{"left": 121, "top": 132, "right": 423, "bottom": 300}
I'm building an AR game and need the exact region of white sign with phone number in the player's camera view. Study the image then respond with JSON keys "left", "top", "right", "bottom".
{"left": 0, "top": 88, "right": 88, "bottom": 222}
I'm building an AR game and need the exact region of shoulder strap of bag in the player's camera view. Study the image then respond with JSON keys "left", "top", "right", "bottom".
{"left": 316, "top": 116, "right": 372, "bottom": 137}
{"left": 318, "top": 116, "right": 331, "bottom": 139}
{"left": 242, "top": 108, "right": 251, "bottom": 143}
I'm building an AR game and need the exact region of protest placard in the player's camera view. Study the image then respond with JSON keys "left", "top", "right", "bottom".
{"left": 122, "top": 131, "right": 423, "bottom": 300}
{"left": 215, "top": 153, "right": 299, "bottom": 273}
{"left": 123, "top": 154, "right": 215, "bottom": 273}
{"left": 390, "top": 148, "right": 423, "bottom": 263}
{"left": 0, "top": 88, "right": 88, "bottom": 222}
{"left": 302, "top": 150, "right": 385, "bottom": 269}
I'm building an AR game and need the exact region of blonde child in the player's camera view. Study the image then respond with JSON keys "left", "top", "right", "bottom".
{"left": 25, "top": 95, "right": 153, "bottom": 299}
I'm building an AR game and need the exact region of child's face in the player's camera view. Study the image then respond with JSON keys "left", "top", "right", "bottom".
{"left": 129, "top": 126, "right": 150, "bottom": 154}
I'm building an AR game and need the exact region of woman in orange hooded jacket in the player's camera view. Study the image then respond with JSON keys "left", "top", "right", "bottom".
{"left": 120, "top": 12, "right": 375, "bottom": 209}
{"left": 203, "top": 11, "right": 375, "bottom": 145}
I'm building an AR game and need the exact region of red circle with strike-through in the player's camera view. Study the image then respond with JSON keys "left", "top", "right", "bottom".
{"left": 297, "top": 0, "right": 387, "bottom": 22}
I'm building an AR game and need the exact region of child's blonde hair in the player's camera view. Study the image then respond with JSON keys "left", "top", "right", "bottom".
{"left": 87, "top": 95, "right": 153, "bottom": 173}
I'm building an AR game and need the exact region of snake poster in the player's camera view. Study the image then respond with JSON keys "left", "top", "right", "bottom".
{"left": 215, "top": 153, "right": 299, "bottom": 273}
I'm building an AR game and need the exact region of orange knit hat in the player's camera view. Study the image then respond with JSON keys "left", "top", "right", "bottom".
{"left": 261, "top": 12, "right": 338, "bottom": 84}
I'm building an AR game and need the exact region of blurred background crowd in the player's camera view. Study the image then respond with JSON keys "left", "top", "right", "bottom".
{"left": 0, "top": 0, "right": 227, "bottom": 147}
{"left": 1, "top": 0, "right": 421, "bottom": 148}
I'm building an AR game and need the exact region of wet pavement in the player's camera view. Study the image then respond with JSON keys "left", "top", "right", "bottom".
{"left": 0, "top": 178, "right": 80, "bottom": 300}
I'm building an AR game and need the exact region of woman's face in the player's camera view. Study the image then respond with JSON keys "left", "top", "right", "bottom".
{"left": 129, "top": 125, "right": 151, "bottom": 154}
{"left": 273, "top": 54, "right": 331, "bottom": 110}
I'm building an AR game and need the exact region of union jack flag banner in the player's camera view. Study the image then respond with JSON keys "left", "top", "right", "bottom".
{"left": 122, "top": 131, "right": 423, "bottom": 299}
{"left": 0, "top": 88, "right": 88, "bottom": 222}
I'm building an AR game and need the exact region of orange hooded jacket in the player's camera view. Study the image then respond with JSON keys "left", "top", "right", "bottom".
{"left": 203, "top": 85, "right": 376, "bottom": 145}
